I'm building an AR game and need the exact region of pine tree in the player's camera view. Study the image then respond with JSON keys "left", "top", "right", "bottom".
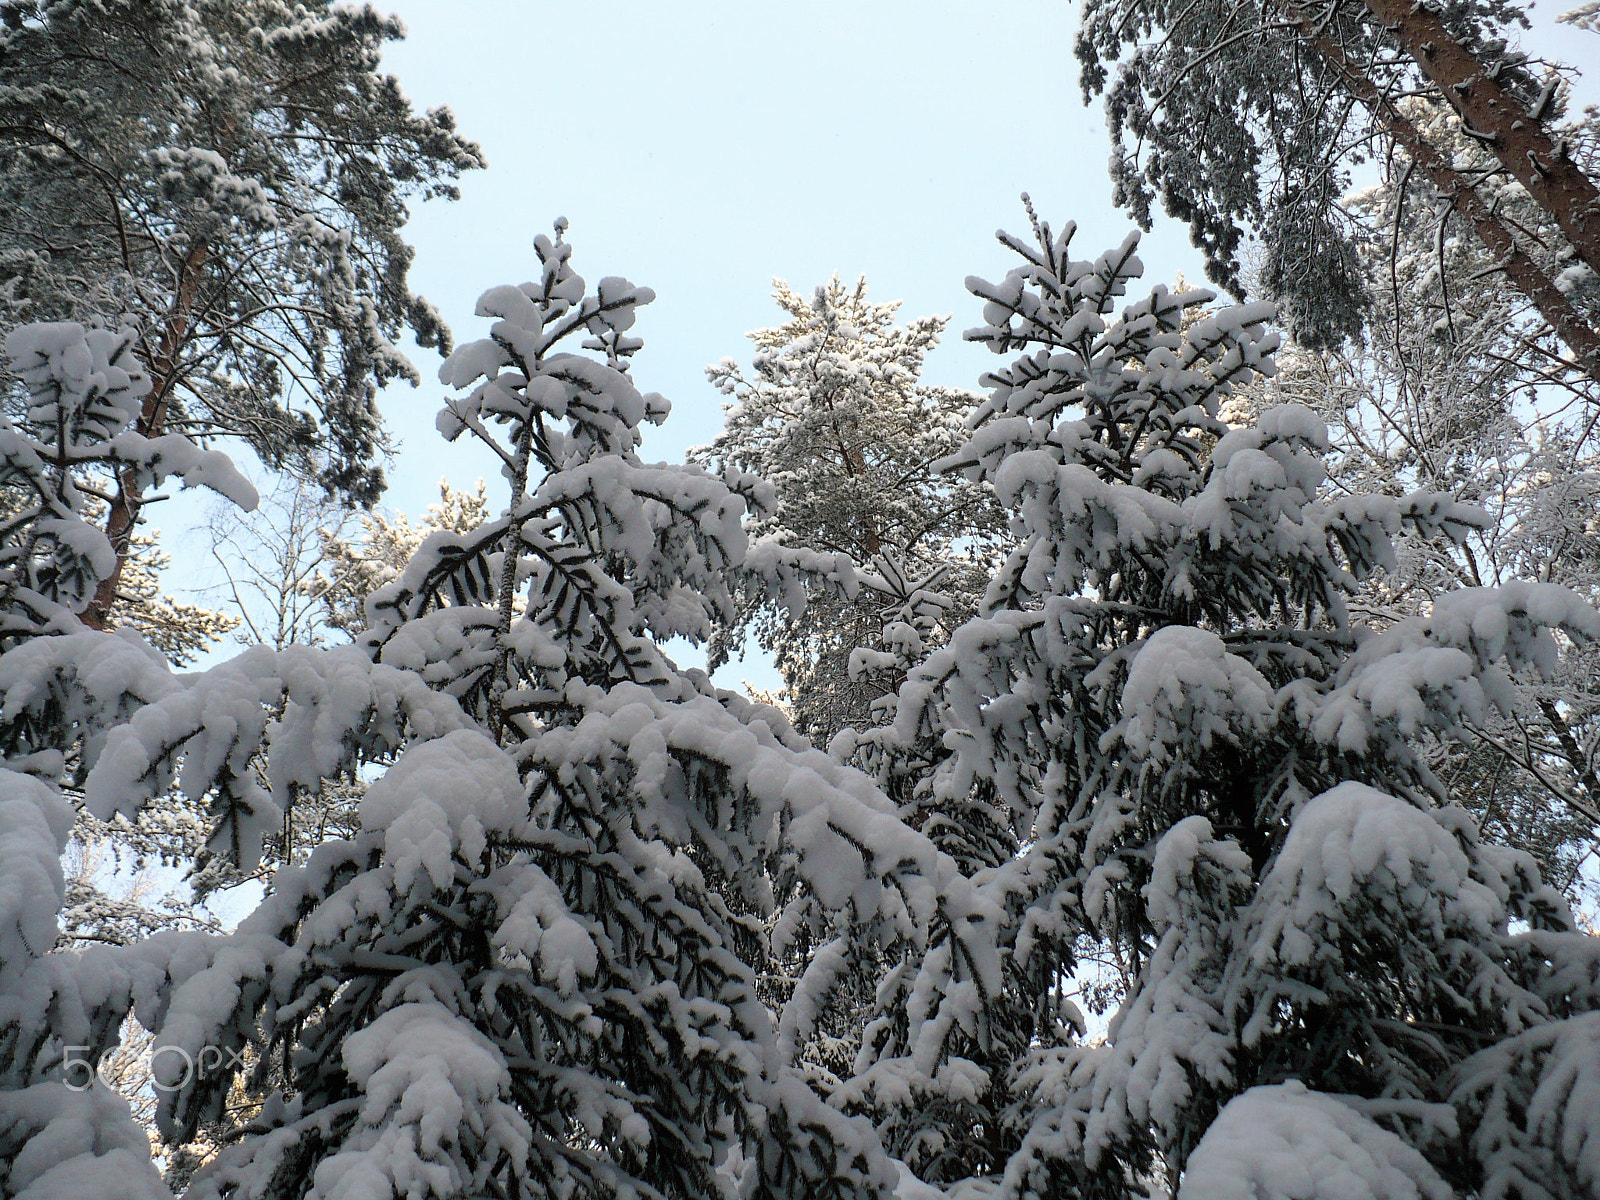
{"left": 1076, "top": 0, "right": 1600, "bottom": 375}
{"left": 851, "top": 205, "right": 1600, "bottom": 1197}
{"left": 693, "top": 276, "right": 1007, "bottom": 747}
{"left": 0, "top": 0, "right": 485, "bottom": 626}
{"left": 111, "top": 523, "right": 237, "bottom": 667}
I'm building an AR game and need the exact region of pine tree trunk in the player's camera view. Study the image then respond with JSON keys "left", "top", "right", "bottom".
{"left": 818, "top": 383, "right": 882, "bottom": 556}
{"left": 1276, "top": 0, "right": 1600, "bottom": 382}
{"left": 1535, "top": 698, "right": 1600, "bottom": 827}
{"left": 490, "top": 408, "right": 538, "bottom": 743}
{"left": 82, "top": 236, "right": 209, "bottom": 629}
{"left": 1360, "top": 0, "right": 1600, "bottom": 278}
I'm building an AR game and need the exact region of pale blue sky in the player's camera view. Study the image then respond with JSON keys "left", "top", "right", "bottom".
{"left": 364, "top": 0, "right": 1213, "bottom": 687}
{"left": 370, "top": 0, "right": 1207, "bottom": 498}
{"left": 362, "top": 0, "right": 1596, "bottom": 505}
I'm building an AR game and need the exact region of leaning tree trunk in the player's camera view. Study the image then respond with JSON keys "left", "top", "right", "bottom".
{"left": 1276, "top": 0, "right": 1600, "bottom": 383}
{"left": 82, "top": 236, "right": 209, "bottom": 629}
{"left": 1361, "top": 0, "right": 1600, "bottom": 279}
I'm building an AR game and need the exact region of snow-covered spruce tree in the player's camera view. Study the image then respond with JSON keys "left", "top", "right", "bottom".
{"left": 0, "top": 0, "right": 485, "bottom": 626}
{"left": 0, "top": 227, "right": 993, "bottom": 1199}
{"left": 0, "top": 489, "right": 236, "bottom": 667}
{"left": 183, "top": 479, "right": 496, "bottom": 882}
{"left": 0, "top": 321, "right": 257, "bottom": 646}
{"left": 0, "top": 320, "right": 256, "bottom": 1197}
{"left": 0, "top": 327, "right": 234, "bottom": 980}
{"left": 845, "top": 207, "right": 1600, "bottom": 1198}
{"left": 693, "top": 276, "right": 1007, "bottom": 746}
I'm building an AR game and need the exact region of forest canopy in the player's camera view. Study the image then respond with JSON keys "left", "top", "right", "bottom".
{"left": 0, "top": 4, "right": 1597, "bottom": 1200}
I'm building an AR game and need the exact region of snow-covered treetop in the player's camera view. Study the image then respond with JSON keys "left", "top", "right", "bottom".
{"left": 436, "top": 226, "right": 665, "bottom": 461}
{"left": 692, "top": 274, "right": 1006, "bottom": 744}
{"left": 841, "top": 207, "right": 1600, "bottom": 1197}
{"left": 357, "top": 226, "right": 851, "bottom": 727}
{"left": 701, "top": 274, "right": 975, "bottom": 560}
{"left": 0, "top": 227, "right": 994, "bottom": 1200}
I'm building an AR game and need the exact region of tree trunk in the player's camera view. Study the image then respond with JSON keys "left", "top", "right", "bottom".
{"left": 82, "top": 236, "right": 209, "bottom": 629}
{"left": 1276, "top": 0, "right": 1600, "bottom": 383}
{"left": 1361, "top": 0, "right": 1600, "bottom": 279}
{"left": 1536, "top": 698, "right": 1600, "bottom": 828}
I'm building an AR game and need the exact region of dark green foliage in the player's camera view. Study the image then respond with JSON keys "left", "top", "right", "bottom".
{"left": 0, "top": 0, "right": 484, "bottom": 503}
{"left": 1075, "top": 0, "right": 1541, "bottom": 348}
